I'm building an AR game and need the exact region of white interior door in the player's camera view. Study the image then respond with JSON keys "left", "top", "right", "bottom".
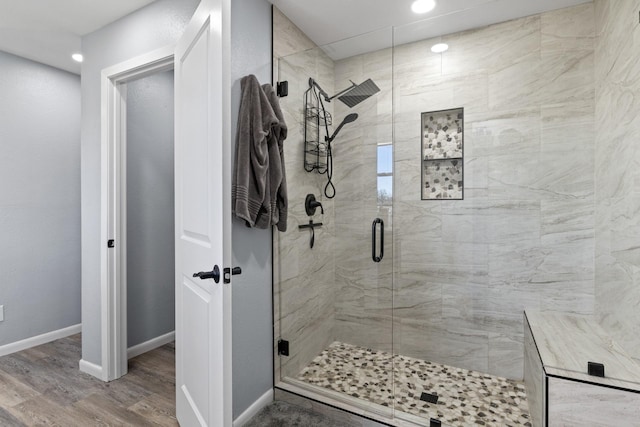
{"left": 174, "top": 0, "right": 232, "bottom": 425}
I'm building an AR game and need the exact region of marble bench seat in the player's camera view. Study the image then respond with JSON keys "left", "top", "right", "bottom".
{"left": 524, "top": 310, "right": 640, "bottom": 427}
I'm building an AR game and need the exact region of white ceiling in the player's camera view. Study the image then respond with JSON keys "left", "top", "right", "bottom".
{"left": 0, "top": 0, "right": 593, "bottom": 74}
{"left": 0, "top": 0, "right": 156, "bottom": 74}
{"left": 269, "top": 0, "right": 593, "bottom": 60}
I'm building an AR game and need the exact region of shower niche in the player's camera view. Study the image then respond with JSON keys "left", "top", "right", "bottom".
{"left": 421, "top": 108, "right": 464, "bottom": 200}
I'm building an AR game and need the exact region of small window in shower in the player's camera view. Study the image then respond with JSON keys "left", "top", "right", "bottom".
{"left": 377, "top": 143, "right": 393, "bottom": 205}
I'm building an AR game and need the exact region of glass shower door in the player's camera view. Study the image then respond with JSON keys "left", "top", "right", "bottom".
{"left": 273, "top": 29, "right": 396, "bottom": 419}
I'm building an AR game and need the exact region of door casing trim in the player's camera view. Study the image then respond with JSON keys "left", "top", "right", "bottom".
{"left": 99, "top": 45, "right": 175, "bottom": 381}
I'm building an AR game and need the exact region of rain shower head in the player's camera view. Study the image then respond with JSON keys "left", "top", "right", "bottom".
{"left": 309, "top": 77, "right": 380, "bottom": 108}
{"left": 326, "top": 113, "right": 358, "bottom": 144}
{"left": 336, "top": 79, "right": 380, "bottom": 108}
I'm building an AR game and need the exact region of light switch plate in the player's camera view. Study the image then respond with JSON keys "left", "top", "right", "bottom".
{"left": 0, "top": 305, "right": 4, "bottom": 322}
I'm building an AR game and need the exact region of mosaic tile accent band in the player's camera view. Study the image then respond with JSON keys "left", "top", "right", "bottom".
{"left": 298, "top": 342, "right": 531, "bottom": 426}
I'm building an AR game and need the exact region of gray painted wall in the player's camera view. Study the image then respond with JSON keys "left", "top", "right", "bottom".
{"left": 0, "top": 51, "right": 81, "bottom": 346}
{"left": 126, "top": 70, "right": 175, "bottom": 348}
{"left": 80, "top": 0, "right": 199, "bottom": 365}
{"left": 230, "top": 0, "right": 274, "bottom": 418}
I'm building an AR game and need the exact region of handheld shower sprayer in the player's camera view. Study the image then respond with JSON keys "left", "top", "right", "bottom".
{"left": 326, "top": 113, "right": 358, "bottom": 144}
{"left": 321, "top": 113, "right": 358, "bottom": 199}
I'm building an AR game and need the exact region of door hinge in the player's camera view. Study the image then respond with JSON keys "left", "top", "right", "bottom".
{"left": 277, "top": 81, "right": 288, "bottom": 97}
{"left": 277, "top": 339, "right": 289, "bottom": 356}
{"left": 107, "top": 239, "right": 115, "bottom": 248}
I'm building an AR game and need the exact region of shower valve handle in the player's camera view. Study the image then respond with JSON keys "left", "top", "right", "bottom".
{"left": 305, "top": 194, "right": 324, "bottom": 216}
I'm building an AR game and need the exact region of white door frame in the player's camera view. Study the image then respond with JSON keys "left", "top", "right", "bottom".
{"left": 100, "top": 45, "right": 175, "bottom": 381}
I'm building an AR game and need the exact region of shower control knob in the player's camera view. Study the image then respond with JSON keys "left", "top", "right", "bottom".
{"left": 305, "top": 194, "right": 324, "bottom": 216}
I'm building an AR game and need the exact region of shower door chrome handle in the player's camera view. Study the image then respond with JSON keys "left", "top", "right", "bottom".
{"left": 372, "top": 218, "right": 384, "bottom": 263}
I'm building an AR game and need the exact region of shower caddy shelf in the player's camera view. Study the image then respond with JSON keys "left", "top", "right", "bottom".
{"left": 304, "top": 91, "right": 332, "bottom": 173}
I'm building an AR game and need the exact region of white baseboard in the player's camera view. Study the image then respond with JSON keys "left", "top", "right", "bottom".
{"left": 127, "top": 331, "right": 175, "bottom": 359}
{"left": 0, "top": 323, "right": 82, "bottom": 357}
{"left": 79, "top": 358, "right": 105, "bottom": 380}
{"left": 233, "top": 388, "right": 274, "bottom": 427}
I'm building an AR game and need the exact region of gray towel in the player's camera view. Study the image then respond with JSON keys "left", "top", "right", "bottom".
{"left": 262, "top": 83, "right": 288, "bottom": 232}
{"left": 232, "top": 75, "right": 279, "bottom": 228}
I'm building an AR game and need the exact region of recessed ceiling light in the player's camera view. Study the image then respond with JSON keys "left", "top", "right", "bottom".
{"left": 431, "top": 43, "right": 449, "bottom": 53}
{"left": 411, "top": 0, "right": 436, "bottom": 14}
{"left": 72, "top": 53, "right": 84, "bottom": 63}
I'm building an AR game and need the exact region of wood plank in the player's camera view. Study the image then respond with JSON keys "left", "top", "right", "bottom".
{"left": 7, "top": 396, "right": 98, "bottom": 426}
{"left": 71, "top": 392, "right": 156, "bottom": 426}
{"left": 36, "top": 335, "right": 82, "bottom": 362}
{"left": 126, "top": 358, "right": 176, "bottom": 401}
{"left": 14, "top": 346, "right": 50, "bottom": 363}
{"left": 101, "top": 375, "right": 154, "bottom": 407}
{"left": 128, "top": 392, "right": 179, "bottom": 426}
{"left": 0, "top": 368, "right": 40, "bottom": 408}
{"left": 0, "top": 335, "right": 176, "bottom": 425}
{"left": 0, "top": 406, "right": 25, "bottom": 427}
{"left": 130, "top": 345, "right": 175, "bottom": 376}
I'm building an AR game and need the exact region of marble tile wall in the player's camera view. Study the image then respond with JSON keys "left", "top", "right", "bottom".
{"left": 547, "top": 377, "right": 640, "bottom": 425}
{"left": 333, "top": 3, "right": 597, "bottom": 380}
{"left": 523, "top": 317, "right": 544, "bottom": 427}
{"left": 273, "top": 8, "right": 337, "bottom": 380}
{"left": 594, "top": 0, "right": 640, "bottom": 364}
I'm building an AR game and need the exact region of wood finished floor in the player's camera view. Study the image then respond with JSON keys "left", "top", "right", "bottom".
{"left": 0, "top": 334, "right": 177, "bottom": 426}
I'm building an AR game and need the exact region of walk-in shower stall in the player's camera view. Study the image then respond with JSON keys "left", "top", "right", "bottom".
{"left": 272, "top": 3, "right": 602, "bottom": 425}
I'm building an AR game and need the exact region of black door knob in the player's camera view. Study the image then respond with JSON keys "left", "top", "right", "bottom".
{"left": 193, "top": 265, "right": 220, "bottom": 283}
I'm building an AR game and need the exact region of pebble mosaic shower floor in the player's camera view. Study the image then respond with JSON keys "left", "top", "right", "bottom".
{"left": 297, "top": 342, "right": 531, "bottom": 426}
